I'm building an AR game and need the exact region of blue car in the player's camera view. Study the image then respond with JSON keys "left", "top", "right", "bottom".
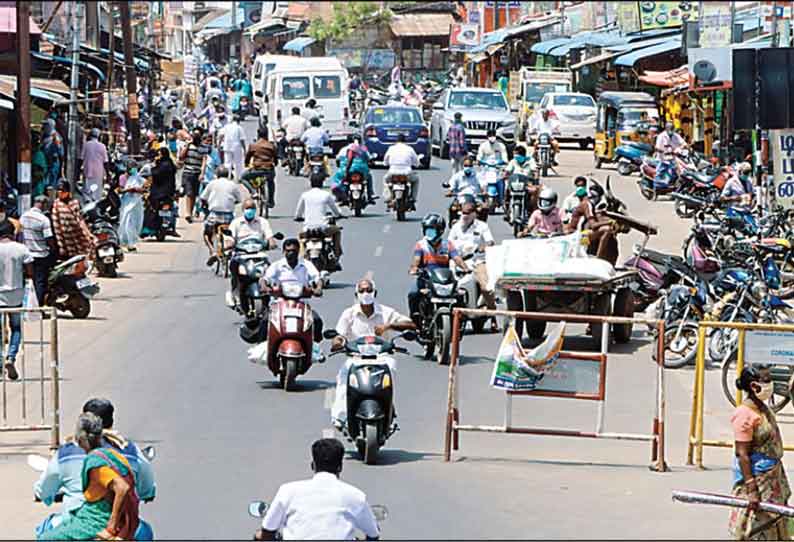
{"left": 360, "top": 106, "right": 431, "bottom": 169}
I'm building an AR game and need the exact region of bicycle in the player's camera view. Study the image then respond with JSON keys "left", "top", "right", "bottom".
{"left": 241, "top": 171, "right": 271, "bottom": 218}
{"left": 213, "top": 223, "right": 232, "bottom": 278}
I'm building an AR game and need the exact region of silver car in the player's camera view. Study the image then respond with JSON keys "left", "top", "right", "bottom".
{"left": 430, "top": 87, "right": 516, "bottom": 158}
{"left": 532, "top": 92, "right": 596, "bottom": 150}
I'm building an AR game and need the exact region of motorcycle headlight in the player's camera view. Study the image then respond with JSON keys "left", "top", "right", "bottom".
{"left": 381, "top": 374, "right": 391, "bottom": 388}
{"left": 238, "top": 265, "right": 248, "bottom": 276}
{"left": 349, "top": 373, "right": 359, "bottom": 389}
{"left": 434, "top": 283, "right": 454, "bottom": 296}
{"left": 303, "top": 305, "right": 313, "bottom": 331}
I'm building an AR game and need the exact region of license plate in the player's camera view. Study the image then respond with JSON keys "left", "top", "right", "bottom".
{"left": 387, "top": 130, "right": 409, "bottom": 137}
{"left": 159, "top": 210, "right": 171, "bottom": 217}
{"left": 285, "top": 318, "right": 299, "bottom": 333}
{"left": 98, "top": 247, "right": 114, "bottom": 257}
{"left": 284, "top": 307, "right": 302, "bottom": 317}
{"left": 306, "top": 241, "right": 322, "bottom": 250}
{"left": 76, "top": 278, "right": 92, "bottom": 289}
{"left": 103, "top": 256, "right": 115, "bottom": 264}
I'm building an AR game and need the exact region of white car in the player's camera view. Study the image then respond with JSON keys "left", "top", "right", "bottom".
{"left": 531, "top": 92, "right": 596, "bottom": 150}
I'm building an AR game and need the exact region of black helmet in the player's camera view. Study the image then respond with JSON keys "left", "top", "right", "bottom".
{"left": 421, "top": 213, "right": 446, "bottom": 243}
{"left": 239, "top": 317, "right": 267, "bottom": 344}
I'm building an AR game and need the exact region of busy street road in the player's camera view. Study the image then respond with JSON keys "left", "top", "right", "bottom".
{"left": 4, "top": 115, "right": 762, "bottom": 538}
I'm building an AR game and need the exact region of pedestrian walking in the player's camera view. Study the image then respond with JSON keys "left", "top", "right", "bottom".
{"left": 51, "top": 181, "right": 94, "bottom": 261}
{"left": 220, "top": 115, "right": 247, "bottom": 180}
{"left": 80, "top": 128, "right": 109, "bottom": 203}
{"left": 447, "top": 112, "right": 467, "bottom": 174}
{"left": 20, "top": 195, "right": 56, "bottom": 307}
{"left": 179, "top": 129, "right": 209, "bottom": 223}
{"left": 118, "top": 163, "right": 145, "bottom": 252}
{"left": 0, "top": 219, "right": 33, "bottom": 381}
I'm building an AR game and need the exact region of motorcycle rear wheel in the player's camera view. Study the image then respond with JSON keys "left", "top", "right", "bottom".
{"left": 363, "top": 423, "right": 379, "bottom": 465}
{"left": 658, "top": 320, "right": 699, "bottom": 369}
{"left": 396, "top": 205, "right": 406, "bottom": 221}
{"left": 281, "top": 359, "right": 298, "bottom": 391}
{"left": 436, "top": 314, "right": 452, "bottom": 365}
{"left": 67, "top": 295, "right": 91, "bottom": 319}
{"left": 617, "top": 161, "right": 633, "bottom": 177}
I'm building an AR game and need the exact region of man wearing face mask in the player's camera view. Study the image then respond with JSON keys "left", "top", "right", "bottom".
{"left": 407, "top": 213, "right": 470, "bottom": 326}
{"left": 330, "top": 278, "right": 415, "bottom": 428}
{"left": 228, "top": 199, "right": 278, "bottom": 310}
{"left": 447, "top": 156, "right": 484, "bottom": 202}
{"left": 655, "top": 121, "right": 686, "bottom": 159}
{"left": 565, "top": 183, "right": 620, "bottom": 265}
{"left": 476, "top": 129, "right": 508, "bottom": 164}
{"left": 721, "top": 161, "right": 755, "bottom": 206}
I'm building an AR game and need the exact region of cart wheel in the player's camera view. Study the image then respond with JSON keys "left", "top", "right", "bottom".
{"left": 590, "top": 294, "right": 611, "bottom": 350}
{"left": 524, "top": 294, "right": 546, "bottom": 339}
{"left": 612, "top": 288, "right": 635, "bottom": 344}
{"left": 505, "top": 290, "right": 525, "bottom": 341}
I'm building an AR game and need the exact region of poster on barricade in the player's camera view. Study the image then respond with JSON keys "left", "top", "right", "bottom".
{"left": 490, "top": 322, "right": 566, "bottom": 391}
{"left": 770, "top": 129, "right": 794, "bottom": 210}
{"left": 744, "top": 329, "right": 794, "bottom": 366}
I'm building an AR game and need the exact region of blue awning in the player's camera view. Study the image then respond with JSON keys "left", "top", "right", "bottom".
{"left": 613, "top": 37, "right": 681, "bottom": 68}
{"left": 531, "top": 36, "right": 571, "bottom": 55}
{"left": 31, "top": 87, "right": 66, "bottom": 103}
{"left": 547, "top": 31, "right": 627, "bottom": 57}
{"left": 204, "top": 7, "right": 245, "bottom": 30}
{"left": 468, "top": 28, "right": 511, "bottom": 54}
{"left": 32, "top": 51, "right": 106, "bottom": 82}
{"left": 99, "top": 48, "right": 149, "bottom": 70}
{"left": 283, "top": 36, "right": 316, "bottom": 53}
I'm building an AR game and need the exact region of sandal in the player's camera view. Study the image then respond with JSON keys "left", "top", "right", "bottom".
{"left": 490, "top": 319, "right": 500, "bottom": 334}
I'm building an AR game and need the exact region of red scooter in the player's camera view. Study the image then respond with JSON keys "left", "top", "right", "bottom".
{"left": 265, "top": 282, "right": 319, "bottom": 391}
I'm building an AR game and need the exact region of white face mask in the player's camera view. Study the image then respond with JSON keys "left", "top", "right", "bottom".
{"left": 756, "top": 382, "right": 774, "bottom": 402}
{"left": 357, "top": 291, "right": 375, "bottom": 306}
{"left": 488, "top": 136, "right": 496, "bottom": 144}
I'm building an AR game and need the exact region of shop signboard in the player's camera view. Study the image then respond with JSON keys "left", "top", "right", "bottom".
{"left": 745, "top": 329, "right": 794, "bottom": 366}
{"left": 637, "top": 1, "right": 699, "bottom": 31}
{"left": 699, "top": 2, "right": 733, "bottom": 48}
{"left": 450, "top": 23, "right": 481, "bottom": 52}
{"left": 771, "top": 129, "right": 794, "bottom": 210}
{"left": 616, "top": 2, "right": 641, "bottom": 34}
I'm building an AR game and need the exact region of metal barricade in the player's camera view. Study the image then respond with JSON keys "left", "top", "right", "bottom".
{"left": 443, "top": 308, "right": 668, "bottom": 472}
{"left": 0, "top": 307, "right": 60, "bottom": 448}
{"left": 687, "top": 321, "right": 794, "bottom": 469}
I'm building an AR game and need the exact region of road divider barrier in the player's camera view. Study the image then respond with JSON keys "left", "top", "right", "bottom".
{"left": 0, "top": 307, "right": 60, "bottom": 448}
{"left": 687, "top": 321, "right": 794, "bottom": 469}
{"left": 443, "top": 308, "right": 668, "bottom": 472}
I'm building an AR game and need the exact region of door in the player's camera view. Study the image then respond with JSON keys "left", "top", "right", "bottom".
{"left": 312, "top": 73, "right": 346, "bottom": 137}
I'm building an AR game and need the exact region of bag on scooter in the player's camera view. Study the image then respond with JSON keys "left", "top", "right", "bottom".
{"left": 247, "top": 342, "right": 268, "bottom": 366}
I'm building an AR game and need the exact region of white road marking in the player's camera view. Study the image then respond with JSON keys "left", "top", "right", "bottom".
{"left": 324, "top": 387, "right": 335, "bottom": 410}
{"left": 382, "top": 224, "right": 391, "bottom": 233}
{"left": 374, "top": 246, "right": 383, "bottom": 257}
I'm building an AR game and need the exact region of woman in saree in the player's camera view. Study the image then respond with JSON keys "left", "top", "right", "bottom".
{"left": 118, "top": 162, "right": 145, "bottom": 252}
{"left": 729, "top": 364, "right": 791, "bottom": 540}
{"left": 39, "top": 412, "right": 139, "bottom": 540}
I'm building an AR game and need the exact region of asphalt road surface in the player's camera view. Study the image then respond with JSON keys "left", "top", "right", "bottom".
{"left": 8, "top": 120, "right": 748, "bottom": 539}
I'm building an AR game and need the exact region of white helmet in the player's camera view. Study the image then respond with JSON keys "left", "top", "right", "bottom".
{"left": 538, "top": 187, "right": 558, "bottom": 214}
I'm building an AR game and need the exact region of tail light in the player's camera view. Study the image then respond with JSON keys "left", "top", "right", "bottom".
{"left": 351, "top": 173, "right": 363, "bottom": 183}
{"left": 343, "top": 107, "right": 349, "bottom": 120}
{"left": 418, "top": 127, "right": 429, "bottom": 138}
{"left": 162, "top": 204, "right": 171, "bottom": 210}
{"left": 365, "top": 126, "right": 377, "bottom": 138}
{"left": 96, "top": 232, "right": 109, "bottom": 242}
{"left": 548, "top": 109, "right": 558, "bottom": 119}
{"left": 70, "top": 259, "right": 88, "bottom": 277}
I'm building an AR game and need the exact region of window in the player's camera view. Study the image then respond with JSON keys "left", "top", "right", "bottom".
{"left": 400, "top": 36, "right": 447, "bottom": 70}
{"left": 313, "top": 76, "right": 341, "bottom": 98}
{"left": 282, "top": 77, "right": 310, "bottom": 100}
{"left": 366, "top": 108, "right": 423, "bottom": 125}
{"left": 254, "top": 62, "right": 263, "bottom": 78}
{"left": 553, "top": 95, "right": 595, "bottom": 107}
{"left": 448, "top": 91, "right": 508, "bottom": 110}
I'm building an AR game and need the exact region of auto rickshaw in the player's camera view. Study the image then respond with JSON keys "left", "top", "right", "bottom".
{"left": 593, "top": 92, "right": 659, "bottom": 169}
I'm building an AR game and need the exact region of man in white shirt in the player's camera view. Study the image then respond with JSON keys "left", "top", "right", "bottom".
{"left": 254, "top": 438, "right": 380, "bottom": 541}
{"left": 282, "top": 107, "right": 310, "bottom": 142}
{"left": 655, "top": 121, "right": 687, "bottom": 159}
{"left": 329, "top": 277, "right": 415, "bottom": 427}
{"left": 476, "top": 129, "right": 508, "bottom": 164}
{"left": 447, "top": 201, "right": 498, "bottom": 331}
{"left": 302, "top": 99, "right": 320, "bottom": 123}
{"left": 383, "top": 134, "right": 419, "bottom": 208}
{"left": 228, "top": 199, "right": 277, "bottom": 309}
{"left": 20, "top": 195, "right": 56, "bottom": 306}
{"left": 295, "top": 176, "right": 344, "bottom": 266}
{"left": 220, "top": 114, "right": 247, "bottom": 179}
{"left": 562, "top": 176, "right": 588, "bottom": 224}
{"left": 200, "top": 165, "right": 242, "bottom": 266}
{"left": 446, "top": 156, "right": 483, "bottom": 201}
{"left": 528, "top": 109, "right": 561, "bottom": 163}
{"left": 0, "top": 220, "right": 33, "bottom": 380}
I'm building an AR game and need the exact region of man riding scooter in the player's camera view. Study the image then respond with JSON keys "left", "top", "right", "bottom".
{"left": 330, "top": 277, "right": 415, "bottom": 430}
{"left": 476, "top": 129, "right": 508, "bottom": 206}
{"left": 529, "top": 109, "right": 561, "bottom": 166}
{"left": 383, "top": 134, "right": 419, "bottom": 210}
{"left": 334, "top": 135, "right": 374, "bottom": 204}
{"left": 519, "top": 188, "right": 564, "bottom": 237}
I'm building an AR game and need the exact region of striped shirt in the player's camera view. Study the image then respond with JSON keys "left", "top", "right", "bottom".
{"left": 413, "top": 239, "right": 458, "bottom": 271}
{"left": 182, "top": 143, "right": 209, "bottom": 174}
{"left": 20, "top": 207, "right": 53, "bottom": 258}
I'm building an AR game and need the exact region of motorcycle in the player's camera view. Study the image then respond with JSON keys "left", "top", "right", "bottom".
{"left": 478, "top": 156, "right": 506, "bottom": 214}
{"left": 265, "top": 281, "right": 322, "bottom": 391}
{"left": 287, "top": 139, "right": 305, "bottom": 176}
{"left": 82, "top": 200, "right": 123, "bottom": 278}
{"left": 230, "top": 235, "right": 281, "bottom": 320}
{"left": 453, "top": 249, "right": 492, "bottom": 334}
{"left": 655, "top": 279, "right": 710, "bottom": 369}
{"left": 615, "top": 141, "right": 653, "bottom": 176}
{"left": 247, "top": 501, "right": 388, "bottom": 538}
{"left": 385, "top": 173, "right": 412, "bottom": 222}
{"left": 323, "top": 330, "right": 416, "bottom": 465}
{"left": 415, "top": 266, "right": 467, "bottom": 365}
{"left": 308, "top": 153, "right": 328, "bottom": 186}
{"left": 299, "top": 217, "right": 340, "bottom": 286}
{"left": 503, "top": 173, "right": 538, "bottom": 238}
{"left": 343, "top": 170, "right": 370, "bottom": 217}
{"left": 443, "top": 187, "right": 489, "bottom": 226}
{"left": 46, "top": 255, "right": 99, "bottom": 319}
{"left": 533, "top": 132, "right": 554, "bottom": 178}
{"left": 624, "top": 244, "right": 698, "bottom": 312}
{"left": 638, "top": 153, "right": 680, "bottom": 200}
{"left": 29, "top": 446, "right": 157, "bottom": 541}
{"left": 153, "top": 198, "right": 178, "bottom": 242}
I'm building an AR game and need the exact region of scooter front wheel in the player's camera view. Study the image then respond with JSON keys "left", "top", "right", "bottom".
{"left": 281, "top": 359, "right": 298, "bottom": 391}
{"left": 363, "top": 422, "right": 379, "bottom": 465}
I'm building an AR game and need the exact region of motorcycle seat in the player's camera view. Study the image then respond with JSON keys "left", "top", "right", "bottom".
{"left": 624, "top": 142, "right": 653, "bottom": 153}
{"left": 641, "top": 248, "right": 686, "bottom": 271}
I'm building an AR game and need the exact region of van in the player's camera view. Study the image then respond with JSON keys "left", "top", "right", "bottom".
{"left": 251, "top": 54, "right": 294, "bottom": 115}
{"left": 261, "top": 57, "right": 352, "bottom": 150}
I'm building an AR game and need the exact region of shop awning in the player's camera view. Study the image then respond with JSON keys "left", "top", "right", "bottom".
{"left": 614, "top": 37, "right": 681, "bottom": 68}
{"left": 0, "top": 75, "right": 69, "bottom": 104}
{"left": 569, "top": 50, "right": 622, "bottom": 71}
{"left": 547, "top": 31, "right": 627, "bottom": 58}
{"left": 503, "top": 17, "right": 562, "bottom": 39}
{"left": 570, "top": 35, "right": 686, "bottom": 70}
{"left": 283, "top": 36, "right": 316, "bottom": 53}
{"left": 638, "top": 66, "right": 689, "bottom": 87}
{"left": 203, "top": 7, "right": 245, "bottom": 30}
{"left": 468, "top": 28, "right": 510, "bottom": 54}
{"left": 0, "top": 7, "right": 42, "bottom": 34}
{"left": 389, "top": 13, "right": 455, "bottom": 37}
{"left": 531, "top": 36, "right": 570, "bottom": 55}
{"left": 31, "top": 51, "right": 106, "bottom": 81}
{"left": 467, "top": 43, "right": 506, "bottom": 64}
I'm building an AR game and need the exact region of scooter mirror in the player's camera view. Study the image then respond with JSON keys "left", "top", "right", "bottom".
{"left": 441, "top": 182, "right": 450, "bottom": 189}
{"left": 401, "top": 330, "right": 418, "bottom": 342}
{"left": 142, "top": 446, "right": 156, "bottom": 462}
{"left": 273, "top": 232, "right": 285, "bottom": 240}
{"left": 371, "top": 504, "right": 389, "bottom": 522}
{"left": 248, "top": 501, "right": 269, "bottom": 518}
{"left": 323, "top": 329, "right": 339, "bottom": 340}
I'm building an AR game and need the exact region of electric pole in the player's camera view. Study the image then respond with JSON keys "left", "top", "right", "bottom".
{"left": 106, "top": 3, "right": 116, "bottom": 148}
{"left": 119, "top": 1, "right": 140, "bottom": 156}
{"left": 16, "top": 2, "right": 31, "bottom": 214}
{"left": 67, "top": 2, "right": 83, "bottom": 191}
{"left": 231, "top": 0, "right": 237, "bottom": 62}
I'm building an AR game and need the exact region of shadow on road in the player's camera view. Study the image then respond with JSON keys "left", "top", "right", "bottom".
{"left": 325, "top": 282, "right": 354, "bottom": 290}
{"left": 256, "top": 379, "right": 334, "bottom": 392}
{"left": 345, "top": 448, "right": 442, "bottom": 466}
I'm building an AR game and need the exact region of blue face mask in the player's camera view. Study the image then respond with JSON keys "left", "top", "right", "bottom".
{"left": 515, "top": 155, "right": 526, "bottom": 164}
{"left": 129, "top": 169, "right": 138, "bottom": 176}
{"left": 425, "top": 228, "right": 438, "bottom": 240}
{"left": 244, "top": 208, "right": 256, "bottom": 221}
{"left": 463, "top": 167, "right": 473, "bottom": 176}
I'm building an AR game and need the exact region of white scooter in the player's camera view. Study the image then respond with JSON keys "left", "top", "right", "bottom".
{"left": 451, "top": 245, "right": 492, "bottom": 334}
{"left": 478, "top": 155, "right": 507, "bottom": 214}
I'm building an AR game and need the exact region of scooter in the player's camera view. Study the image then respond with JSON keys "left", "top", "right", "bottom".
{"left": 82, "top": 200, "right": 123, "bottom": 278}
{"left": 247, "top": 501, "right": 388, "bottom": 538}
{"left": 323, "top": 330, "right": 417, "bottom": 465}
{"left": 385, "top": 173, "right": 412, "bottom": 222}
{"left": 287, "top": 139, "right": 305, "bottom": 176}
{"left": 478, "top": 156, "right": 506, "bottom": 214}
{"left": 299, "top": 216, "right": 341, "bottom": 285}
{"left": 46, "top": 255, "right": 99, "bottom": 319}
{"left": 229, "top": 234, "right": 282, "bottom": 319}
{"left": 28, "top": 446, "right": 157, "bottom": 541}
{"left": 265, "top": 281, "right": 323, "bottom": 391}
{"left": 615, "top": 141, "right": 653, "bottom": 176}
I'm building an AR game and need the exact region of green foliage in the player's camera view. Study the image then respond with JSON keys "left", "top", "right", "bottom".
{"left": 306, "top": 2, "right": 392, "bottom": 42}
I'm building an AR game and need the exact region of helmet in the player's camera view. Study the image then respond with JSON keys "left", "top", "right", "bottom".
{"left": 588, "top": 183, "right": 604, "bottom": 203}
{"left": 239, "top": 317, "right": 267, "bottom": 344}
{"left": 538, "top": 188, "right": 558, "bottom": 214}
{"left": 421, "top": 213, "right": 446, "bottom": 243}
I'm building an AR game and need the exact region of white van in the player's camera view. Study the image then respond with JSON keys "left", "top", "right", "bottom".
{"left": 251, "top": 54, "right": 294, "bottom": 114}
{"left": 262, "top": 57, "right": 352, "bottom": 150}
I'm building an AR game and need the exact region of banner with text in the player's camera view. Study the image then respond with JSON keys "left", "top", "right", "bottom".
{"left": 771, "top": 129, "right": 794, "bottom": 210}
{"left": 700, "top": 2, "right": 733, "bottom": 48}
